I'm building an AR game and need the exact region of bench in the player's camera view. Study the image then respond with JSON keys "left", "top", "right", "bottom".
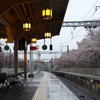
{"left": 6, "top": 74, "right": 24, "bottom": 90}
{"left": 0, "top": 72, "right": 24, "bottom": 91}
{"left": 0, "top": 73, "right": 8, "bottom": 89}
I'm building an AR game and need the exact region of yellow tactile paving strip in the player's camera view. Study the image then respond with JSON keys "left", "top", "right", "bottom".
{"left": 31, "top": 72, "right": 48, "bottom": 100}
{"left": 32, "top": 72, "right": 79, "bottom": 100}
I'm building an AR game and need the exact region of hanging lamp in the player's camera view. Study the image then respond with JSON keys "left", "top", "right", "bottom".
{"left": 42, "top": 8, "right": 52, "bottom": 20}
{"left": 44, "top": 27, "right": 51, "bottom": 38}
{"left": 31, "top": 38, "right": 37, "bottom": 43}
{"left": 23, "top": 16, "right": 31, "bottom": 31}
{"left": 44, "top": 31, "right": 51, "bottom": 38}
{"left": 5, "top": 38, "right": 7, "bottom": 43}
{"left": 42, "top": 0, "right": 52, "bottom": 20}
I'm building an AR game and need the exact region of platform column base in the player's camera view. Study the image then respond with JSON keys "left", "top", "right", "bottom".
{"left": 28, "top": 74, "right": 34, "bottom": 78}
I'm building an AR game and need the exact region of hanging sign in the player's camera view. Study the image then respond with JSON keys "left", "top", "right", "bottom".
{"left": 4, "top": 45, "right": 9, "bottom": 51}
{"left": 42, "top": 45, "right": 47, "bottom": 50}
{"left": 30, "top": 46, "right": 37, "bottom": 50}
{"left": 0, "top": 47, "right": 1, "bottom": 52}
{"left": 49, "top": 44, "right": 53, "bottom": 50}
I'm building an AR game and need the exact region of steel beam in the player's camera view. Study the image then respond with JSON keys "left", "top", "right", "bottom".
{"left": 62, "top": 21, "right": 100, "bottom": 28}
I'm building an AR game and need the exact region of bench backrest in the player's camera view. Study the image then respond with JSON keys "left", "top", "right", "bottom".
{"left": 0, "top": 73, "right": 7, "bottom": 83}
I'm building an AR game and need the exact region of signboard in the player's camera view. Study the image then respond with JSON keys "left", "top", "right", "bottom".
{"left": 42, "top": 45, "right": 47, "bottom": 50}
{"left": 4, "top": 45, "right": 9, "bottom": 51}
{"left": 50, "top": 44, "right": 53, "bottom": 50}
{"left": 30, "top": 46, "right": 37, "bottom": 50}
{"left": 0, "top": 47, "right": 1, "bottom": 52}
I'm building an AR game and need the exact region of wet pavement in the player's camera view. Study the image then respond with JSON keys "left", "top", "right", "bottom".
{"left": 47, "top": 73, "right": 79, "bottom": 100}
{"left": 0, "top": 72, "right": 44, "bottom": 100}
{"left": 32, "top": 72, "right": 79, "bottom": 100}
{"left": 0, "top": 71, "right": 99, "bottom": 100}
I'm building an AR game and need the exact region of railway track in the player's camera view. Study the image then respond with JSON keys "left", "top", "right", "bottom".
{"left": 56, "top": 75, "right": 100, "bottom": 100}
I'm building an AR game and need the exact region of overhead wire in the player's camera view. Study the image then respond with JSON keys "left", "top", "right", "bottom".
{"left": 81, "top": 0, "right": 99, "bottom": 21}
{"left": 64, "top": 27, "right": 74, "bottom": 44}
{"left": 73, "top": 0, "right": 99, "bottom": 38}
{"left": 62, "top": 0, "right": 99, "bottom": 47}
{"left": 56, "top": 0, "right": 99, "bottom": 53}
{"left": 88, "top": 9, "right": 98, "bottom": 20}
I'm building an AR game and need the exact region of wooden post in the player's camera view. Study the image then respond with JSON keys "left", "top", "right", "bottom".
{"left": 24, "top": 49, "right": 27, "bottom": 80}
{"left": 14, "top": 36, "right": 18, "bottom": 74}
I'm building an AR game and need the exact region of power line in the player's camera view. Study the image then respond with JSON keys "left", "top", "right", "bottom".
{"left": 73, "top": 0, "right": 99, "bottom": 37}
{"left": 63, "top": 0, "right": 99, "bottom": 47}
{"left": 81, "top": 0, "right": 99, "bottom": 20}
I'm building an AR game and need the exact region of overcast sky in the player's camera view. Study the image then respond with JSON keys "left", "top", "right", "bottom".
{"left": 2, "top": 0, "right": 100, "bottom": 61}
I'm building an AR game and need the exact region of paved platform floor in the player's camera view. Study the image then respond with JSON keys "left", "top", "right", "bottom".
{"left": 47, "top": 73, "right": 79, "bottom": 100}
{"left": 32, "top": 72, "right": 79, "bottom": 100}
{"left": 0, "top": 72, "right": 44, "bottom": 100}
{"left": 0, "top": 71, "right": 80, "bottom": 100}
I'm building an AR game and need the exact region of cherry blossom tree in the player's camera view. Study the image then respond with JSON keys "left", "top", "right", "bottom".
{"left": 53, "top": 20, "right": 100, "bottom": 70}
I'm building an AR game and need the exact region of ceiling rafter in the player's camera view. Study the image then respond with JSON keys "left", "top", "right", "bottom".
{"left": 8, "top": 9, "right": 19, "bottom": 26}
{"left": 13, "top": 19, "right": 62, "bottom": 29}
{"left": 27, "top": 2, "right": 39, "bottom": 38}
{"left": 0, "top": 0, "right": 69, "bottom": 43}
{"left": 13, "top": 6, "right": 23, "bottom": 24}
{"left": 0, "top": 0, "right": 40, "bottom": 16}
{"left": 0, "top": 16, "right": 17, "bottom": 36}
{"left": 31, "top": 20, "right": 62, "bottom": 29}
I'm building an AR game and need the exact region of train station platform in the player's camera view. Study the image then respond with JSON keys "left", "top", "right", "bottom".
{"left": 32, "top": 72, "right": 79, "bottom": 100}
{"left": 0, "top": 71, "right": 79, "bottom": 100}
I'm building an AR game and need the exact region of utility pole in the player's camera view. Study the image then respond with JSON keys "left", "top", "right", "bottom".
{"left": 60, "top": 43, "right": 68, "bottom": 53}
{"left": 51, "top": 57, "right": 53, "bottom": 72}
{"left": 67, "top": 45, "right": 69, "bottom": 53}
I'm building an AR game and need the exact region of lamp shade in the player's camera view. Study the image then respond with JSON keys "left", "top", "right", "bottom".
{"left": 23, "top": 22, "right": 31, "bottom": 31}
{"left": 44, "top": 32, "right": 51, "bottom": 38}
{"left": 31, "top": 38, "right": 37, "bottom": 43}
{"left": 42, "top": 8, "right": 52, "bottom": 20}
{"left": 5, "top": 38, "right": 7, "bottom": 43}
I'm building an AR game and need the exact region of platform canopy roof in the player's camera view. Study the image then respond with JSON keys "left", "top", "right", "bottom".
{"left": 0, "top": 0, "right": 69, "bottom": 44}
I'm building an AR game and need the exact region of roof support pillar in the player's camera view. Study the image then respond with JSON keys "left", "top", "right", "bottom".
{"left": 24, "top": 49, "right": 27, "bottom": 80}
{"left": 14, "top": 36, "right": 18, "bottom": 74}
